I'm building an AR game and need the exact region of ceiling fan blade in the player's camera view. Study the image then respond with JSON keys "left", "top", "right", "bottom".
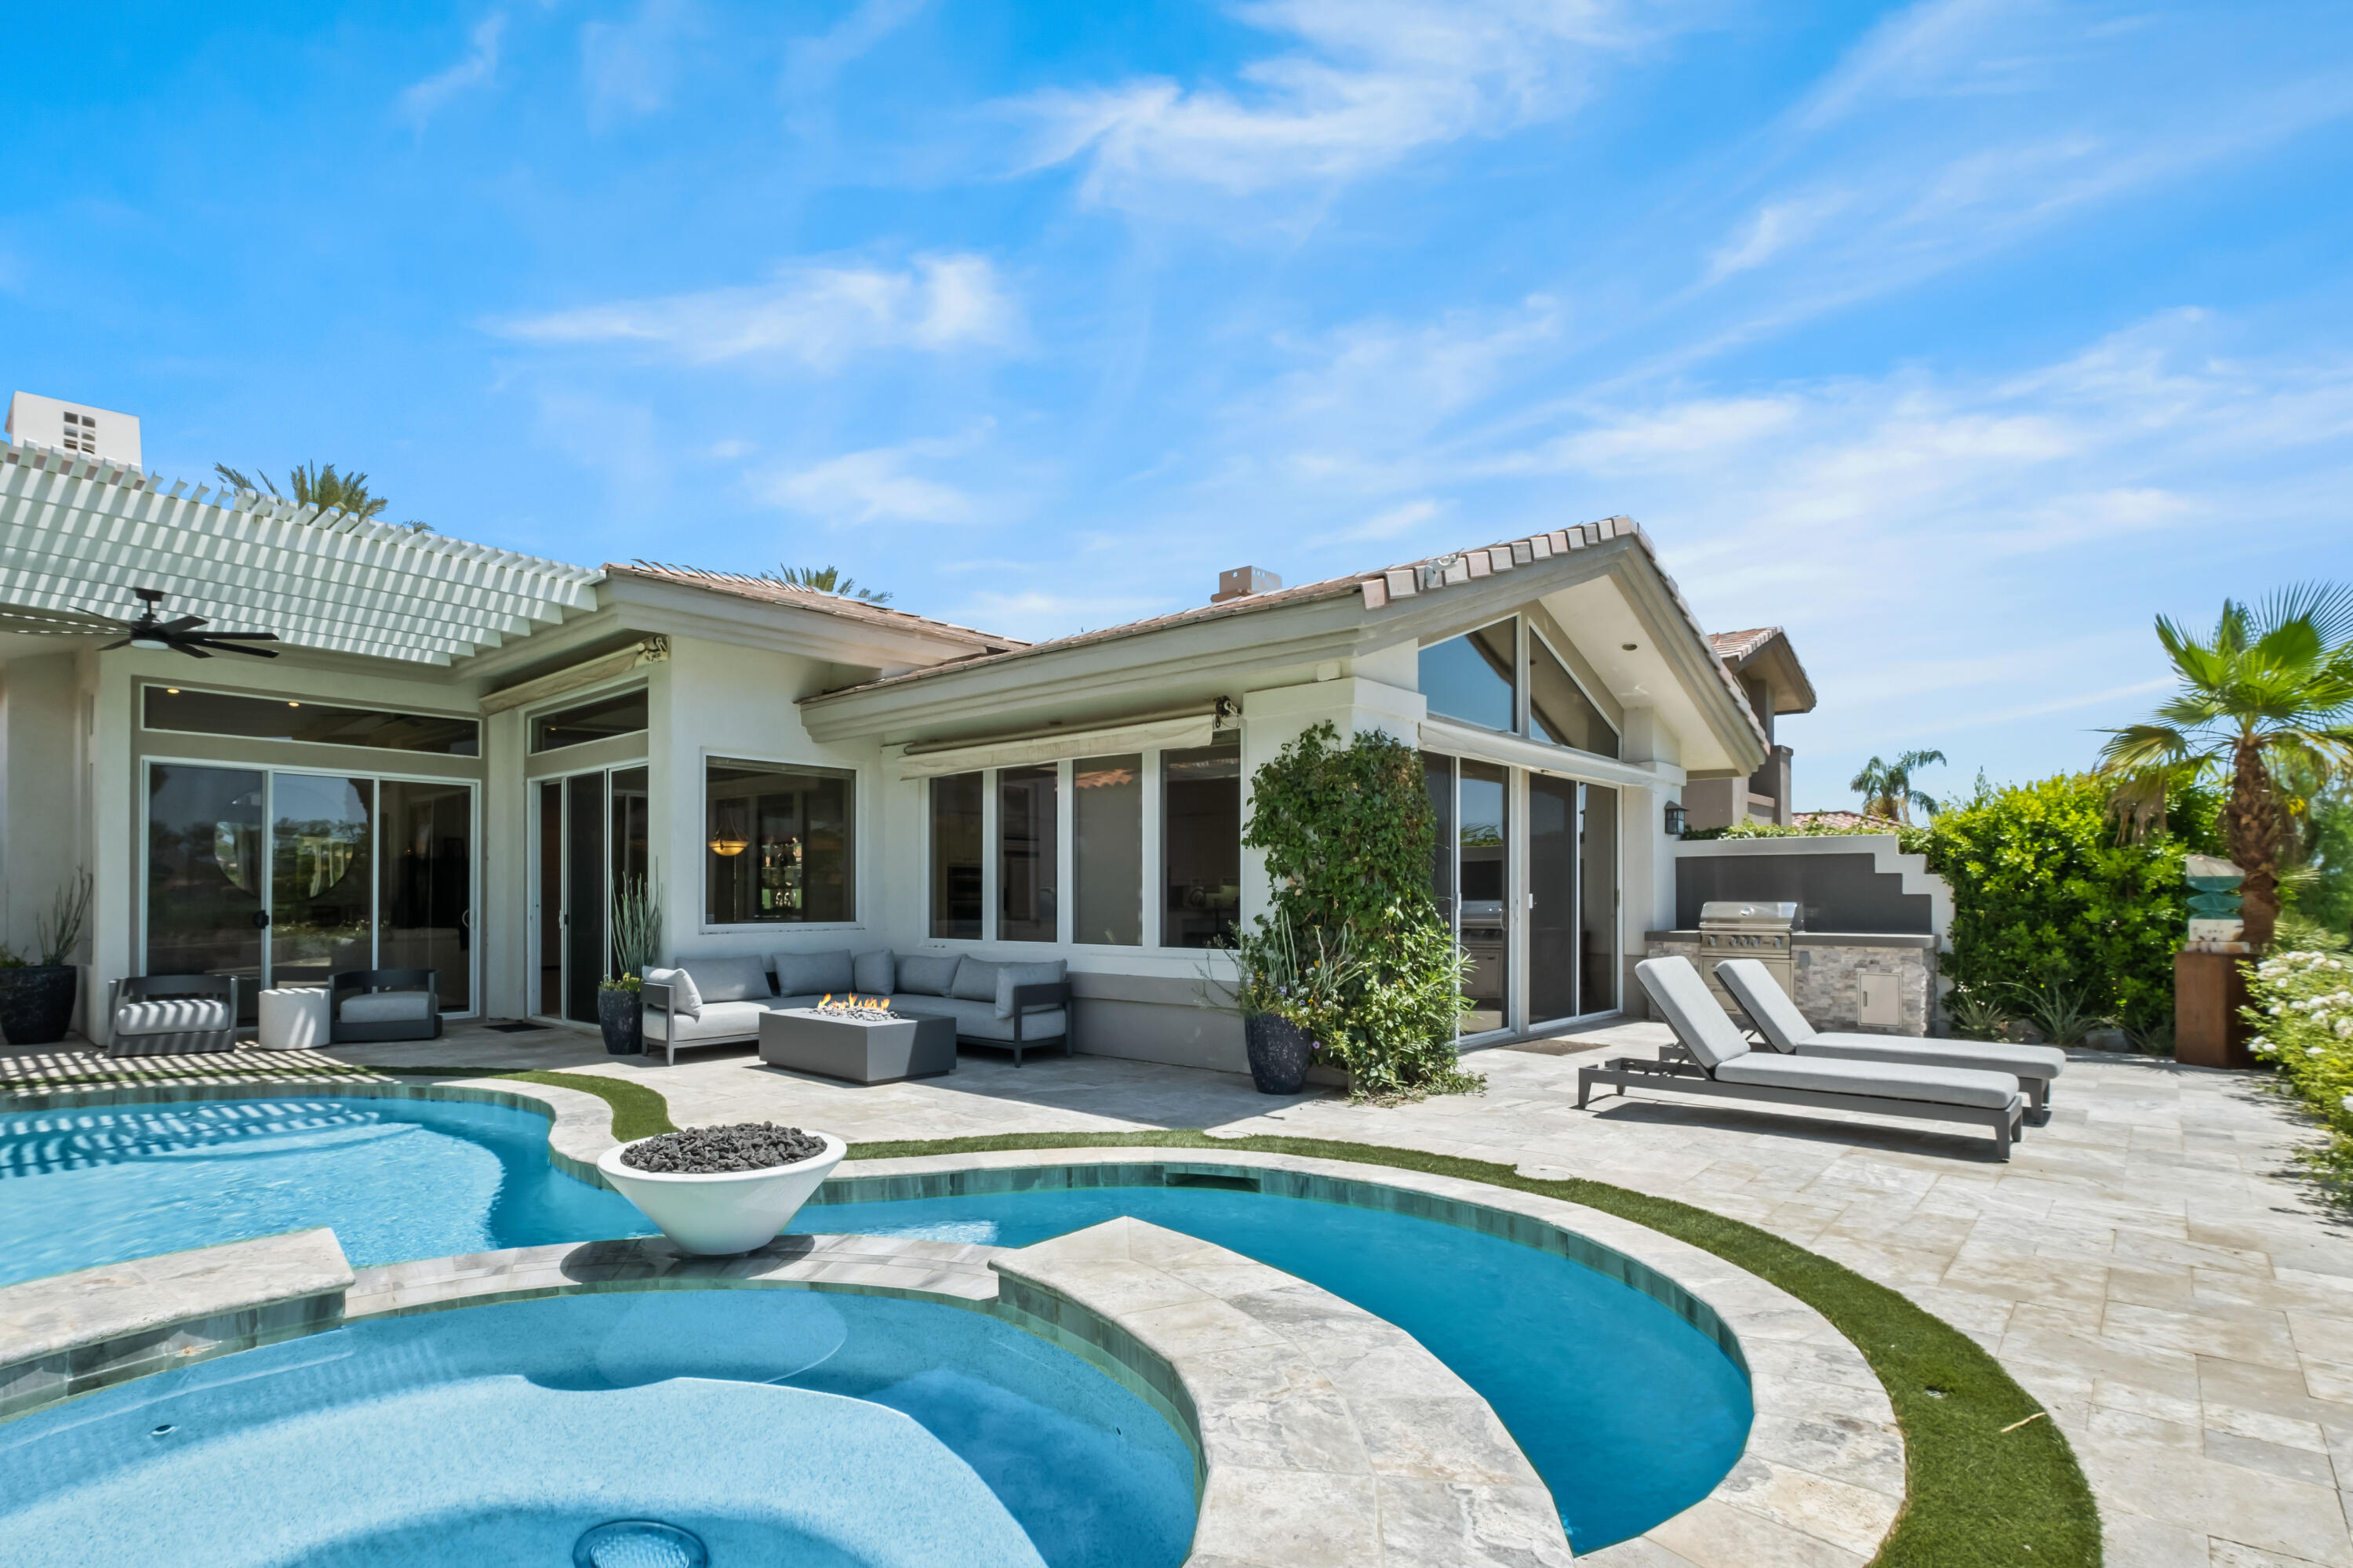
{"left": 172, "top": 642, "right": 214, "bottom": 659}
{"left": 191, "top": 638, "right": 276, "bottom": 659}
{"left": 194, "top": 631, "right": 280, "bottom": 642}
{"left": 100, "top": 638, "right": 133, "bottom": 650}
{"left": 158, "top": 614, "right": 207, "bottom": 634}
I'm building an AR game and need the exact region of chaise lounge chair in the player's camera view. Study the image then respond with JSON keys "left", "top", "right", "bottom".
{"left": 1578, "top": 957, "right": 2029, "bottom": 1160}
{"left": 1714, "top": 957, "right": 2067, "bottom": 1123}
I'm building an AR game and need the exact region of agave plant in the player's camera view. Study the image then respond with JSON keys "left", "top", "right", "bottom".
{"left": 606, "top": 870, "right": 665, "bottom": 991}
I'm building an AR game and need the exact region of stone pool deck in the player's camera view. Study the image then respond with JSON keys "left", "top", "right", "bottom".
{"left": 8, "top": 1019, "right": 2353, "bottom": 1566}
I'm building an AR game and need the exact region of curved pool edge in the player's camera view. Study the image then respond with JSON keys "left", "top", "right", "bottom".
{"left": 828, "top": 1148, "right": 1907, "bottom": 1568}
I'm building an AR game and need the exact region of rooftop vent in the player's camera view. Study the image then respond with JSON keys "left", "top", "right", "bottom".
{"left": 1210, "top": 566, "right": 1282, "bottom": 605}
{"left": 5, "top": 391, "right": 142, "bottom": 467}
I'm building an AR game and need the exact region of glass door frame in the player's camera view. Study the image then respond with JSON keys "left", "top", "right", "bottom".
{"left": 529, "top": 760, "right": 650, "bottom": 1026}
{"left": 138, "top": 755, "right": 482, "bottom": 1017}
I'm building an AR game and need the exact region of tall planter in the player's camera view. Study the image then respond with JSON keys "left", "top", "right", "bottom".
{"left": 598, "top": 988, "right": 644, "bottom": 1056}
{"left": 1243, "top": 1013, "right": 1316, "bottom": 1095}
{"left": 0, "top": 966, "right": 78, "bottom": 1046}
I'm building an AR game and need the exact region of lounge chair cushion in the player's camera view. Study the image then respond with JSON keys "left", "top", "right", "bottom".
{"left": 115, "top": 998, "right": 232, "bottom": 1036}
{"left": 647, "top": 1000, "right": 767, "bottom": 1044}
{"left": 993, "top": 960, "right": 1067, "bottom": 1019}
{"left": 896, "top": 955, "right": 961, "bottom": 996}
{"left": 1797, "top": 1035, "right": 2066, "bottom": 1082}
{"left": 772, "top": 950, "right": 853, "bottom": 998}
{"left": 338, "top": 991, "right": 434, "bottom": 1023}
{"left": 1714, "top": 1051, "right": 2021, "bottom": 1110}
{"left": 1713, "top": 959, "right": 1823, "bottom": 1050}
{"left": 645, "top": 967, "right": 702, "bottom": 1020}
{"left": 1635, "top": 957, "right": 1751, "bottom": 1069}
{"left": 687, "top": 955, "right": 773, "bottom": 1004}
{"left": 853, "top": 950, "right": 896, "bottom": 995}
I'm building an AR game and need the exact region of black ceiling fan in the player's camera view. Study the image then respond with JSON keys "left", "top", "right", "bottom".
{"left": 100, "top": 588, "right": 282, "bottom": 660}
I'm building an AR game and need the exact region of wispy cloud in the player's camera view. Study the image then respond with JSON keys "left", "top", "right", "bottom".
{"left": 495, "top": 254, "right": 1019, "bottom": 369}
{"left": 581, "top": 0, "right": 698, "bottom": 122}
{"left": 1010, "top": 0, "right": 1643, "bottom": 208}
{"left": 757, "top": 430, "right": 991, "bottom": 525}
{"left": 400, "top": 14, "right": 506, "bottom": 130}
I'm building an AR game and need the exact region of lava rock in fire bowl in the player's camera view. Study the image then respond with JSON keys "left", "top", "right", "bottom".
{"left": 620, "top": 1122, "right": 827, "bottom": 1173}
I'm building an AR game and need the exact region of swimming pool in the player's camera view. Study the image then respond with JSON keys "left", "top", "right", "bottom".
{"left": 805, "top": 1178, "right": 1753, "bottom": 1552}
{"left": 0, "top": 1288, "right": 1198, "bottom": 1568}
{"left": 0, "top": 1096, "right": 646, "bottom": 1286}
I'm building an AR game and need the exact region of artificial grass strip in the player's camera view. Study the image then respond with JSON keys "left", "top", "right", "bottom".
{"left": 845, "top": 1129, "right": 2100, "bottom": 1568}
{"left": 493, "top": 1069, "right": 676, "bottom": 1141}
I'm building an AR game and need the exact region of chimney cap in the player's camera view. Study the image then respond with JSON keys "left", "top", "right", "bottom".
{"left": 1211, "top": 565, "right": 1282, "bottom": 604}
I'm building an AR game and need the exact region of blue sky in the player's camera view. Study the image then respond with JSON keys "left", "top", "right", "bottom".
{"left": 7, "top": 1, "right": 2351, "bottom": 809}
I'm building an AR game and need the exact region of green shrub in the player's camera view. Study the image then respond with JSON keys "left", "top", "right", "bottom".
{"left": 1242, "top": 722, "right": 1481, "bottom": 1102}
{"left": 2246, "top": 950, "right": 2353, "bottom": 1196}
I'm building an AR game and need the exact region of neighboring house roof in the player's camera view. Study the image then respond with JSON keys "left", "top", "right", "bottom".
{"left": 0, "top": 439, "right": 599, "bottom": 665}
{"left": 1790, "top": 810, "right": 1902, "bottom": 832}
{"left": 1708, "top": 628, "right": 1780, "bottom": 663}
{"left": 1708, "top": 624, "right": 1817, "bottom": 716}
{"left": 610, "top": 562, "right": 1022, "bottom": 653}
{"left": 803, "top": 515, "right": 1766, "bottom": 750}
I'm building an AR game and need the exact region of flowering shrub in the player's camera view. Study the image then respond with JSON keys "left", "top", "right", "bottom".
{"left": 2246, "top": 950, "right": 2353, "bottom": 1192}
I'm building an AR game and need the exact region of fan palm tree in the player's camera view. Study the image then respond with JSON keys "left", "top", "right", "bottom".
{"left": 213, "top": 462, "right": 431, "bottom": 533}
{"left": 2096, "top": 584, "right": 2353, "bottom": 947}
{"left": 1849, "top": 749, "right": 1947, "bottom": 824}
{"left": 766, "top": 565, "right": 892, "bottom": 604}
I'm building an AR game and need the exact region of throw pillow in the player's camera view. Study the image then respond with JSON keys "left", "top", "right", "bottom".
{"left": 773, "top": 950, "right": 854, "bottom": 997}
{"left": 853, "top": 950, "right": 896, "bottom": 995}
{"left": 951, "top": 959, "right": 1003, "bottom": 1004}
{"left": 690, "top": 954, "right": 773, "bottom": 1003}
{"left": 993, "top": 960, "right": 1067, "bottom": 1020}
{"left": 896, "top": 953, "right": 961, "bottom": 996}
{"left": 644, "top": 967, "right": 702, "bottom": 1020}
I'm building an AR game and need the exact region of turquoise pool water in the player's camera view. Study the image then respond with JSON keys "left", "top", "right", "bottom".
{"left": 805, "top": 1183, "right": 1753, "bottom": 1552}
{"left": 0, "top": 1289, "right": 1198, "bottom": 1568}
{"left": 0, "top": 1097, "right": 647, "bottom": 1286}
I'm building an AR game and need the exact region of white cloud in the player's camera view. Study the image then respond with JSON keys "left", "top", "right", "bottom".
{"left": 1011, "top": 0, "right": 1642, "bottom": 207}
{"left": 496, "top": 254, "right": 1019, "bottom": 369}
{"left": 1704, "top": 193, "right": 1851, "bottom": 282}
{"left": 944, "top": 588, "right": 1169, "bottom": 642}
{"left": 400, "top": 14, "right": 506, "bottom": 130}
{"left": 757, "top": 433, "right": 986, "bottom": 526}
{"left": 784, "top": 0, "right": 929, "bottom": 122}
{"left": 581, "top": 0, "right": 696, "bottom": 122}
{"left": 1311, "top": 497, "right": 1448, "bottom": 546}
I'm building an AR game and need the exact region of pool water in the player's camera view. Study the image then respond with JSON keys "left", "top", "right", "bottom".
{"left": 0, "top": 1290, "right": 1198, "bottom": 1568}
{"left": 806, "top": 1182, "right": 1753, "bottom": 1552}
{"left": 0, "top": 1097, "right": 646, "bottom": 1286}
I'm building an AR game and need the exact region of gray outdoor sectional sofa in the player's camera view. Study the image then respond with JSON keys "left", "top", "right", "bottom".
{"left": 642, "top": 949, "right": 1071, "bottom": 1068}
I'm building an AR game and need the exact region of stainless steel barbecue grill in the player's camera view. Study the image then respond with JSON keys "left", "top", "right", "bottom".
{"left": 1698, "top": 900, "right": 1797, "bottom": 1024}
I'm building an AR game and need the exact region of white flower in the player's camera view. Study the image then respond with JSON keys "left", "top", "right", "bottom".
{"left": 2338, "top": 1017, "right": 2353, "bottom": 1040}
{"left": 2308, "top": 1046, "right": 2327, "bottom": 1057}
{"left": 2271, "top": 1004, "right": 2288, "bottom": 1017}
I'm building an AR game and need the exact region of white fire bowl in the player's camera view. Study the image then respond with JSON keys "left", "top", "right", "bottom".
{"left": 595, "top": 1132, "right": 848, "bottom": 1256}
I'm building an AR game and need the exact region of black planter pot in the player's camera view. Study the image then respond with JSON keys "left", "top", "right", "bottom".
{"left": 1242, "top": 1013, "right": 1317, "bottom": 1095}
{"left": 598, "top": 988, "right": 645, "bottom": 1056}
{"left": 0, "top": 966, "right": 78, "bottom": 1046}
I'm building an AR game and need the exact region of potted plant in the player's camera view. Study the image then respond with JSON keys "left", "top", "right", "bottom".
{"left": 1225, "top": 915, "right": 1352, "bottom": 1095}
{"left": 596, "top": 1122, "right": 846, "bottom": 1255}
{"left": 0, "top": 875, "right": 91, "bottom": 1046}
{"left": 598, "top": 870, "right": 662, "bottom": 1056}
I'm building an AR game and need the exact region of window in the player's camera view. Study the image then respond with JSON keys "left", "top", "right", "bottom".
{"left": 1075, "top": 754, "right": 1143, "bottom": 946}
{"left": 144, "top": 686, "right": 479, "bottom": 755}
{"left": 929, "top": 773, "right": 984, "bottom": 939}
{"left": 704, "top": 759, "right": 853, "bottom": 925}
{"left": 1162, "top": 739, "right": 1241, "bottom": 948}
{"left": 999, "top": 765, "right": 1059, "bottom": 943}
{"left": 1457, "top": 761, "right": 1509, "bottom": 1033}
{"left": 530, "top": 688, "right": 648, "bottom": 753}
{"left": 1419, "top": 620, "right": 1516, "bottom": 733}
{"left": 1528, "top": 633, "right": 1619, "bottom": 759}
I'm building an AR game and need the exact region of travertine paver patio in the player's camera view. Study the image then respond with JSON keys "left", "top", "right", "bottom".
{"left": 9, "top": 1019, "right": 2352, "bottom": 1565}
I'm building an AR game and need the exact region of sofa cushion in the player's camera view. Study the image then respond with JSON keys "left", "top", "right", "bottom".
{"left": 951, "top": 959, "right": 1003, "bottom": 1004}
{"left": 688, "top": 954, "right": 773, "bottom": 1003}
{"left": 993, "top": 959, "right": 1067, "bottom": 1020}
{"left": 957, "top": 1006, "right": 1068, "bottom": 1043}
{"left": 773, "top": 950, "right": 854, "bottom": 998}
{"left": 1714, "top": 1051, "right": 2020, "bottom": 1110}
{"left": 853, "top": 950, "right": 896, "bottom": 995}
{"left": 896, "top": 954, "right": 961, "bottom": 996}
{"left": 649, "top": 1000, "right": 768, "bottom": 1044}
{"left": 645, "top": 967, "right": 703, "bottom": 1020}
{"left": 115, "top": 998, "right": 231, "bottom": 1036}
{"left": 339, "top": 991, "right": 434, "bottom": 1023}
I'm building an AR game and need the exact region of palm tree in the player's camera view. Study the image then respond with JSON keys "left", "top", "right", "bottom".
{"left": 213, "top": 463, "right": 431, "bottom": 533}
{"left": 1849, "top": 749, "right": 1947, "bottom": 824}
{"left": 2097, "top": 584, "right": 2353, "bottom": 948}
{"left": 766, "top": 565, "right": 892, "bottom": 604}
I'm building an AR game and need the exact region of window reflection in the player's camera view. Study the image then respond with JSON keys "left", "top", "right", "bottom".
{"left": 1163, "top": 740, "right": 1241, "bottom": 948}
{"left": 1419, "top": 620, "right": 1517, "bottom": 733}
{"left": 1529, "top": 634, "right": 1619, "bottom": 758}
{"left": 1075, "top": 755, "right": 1143, "bottom": 946}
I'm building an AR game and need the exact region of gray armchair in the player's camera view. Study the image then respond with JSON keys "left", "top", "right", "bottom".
{"left": 108, "top": 974, "right": 239, "bottom": 1057}
{"left": 329, "top": 969, "right": 442, "bottom": 1045}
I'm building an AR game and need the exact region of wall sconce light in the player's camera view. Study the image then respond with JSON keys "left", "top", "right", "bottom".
{"left": 707, "top": 829, "right": 749, "bottom": 857}
{"left": 1664, "top": 802, "right": 1688, "bottom": 837}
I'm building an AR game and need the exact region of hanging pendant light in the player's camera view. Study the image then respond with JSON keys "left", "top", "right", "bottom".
{"left": 708, "top": 828, "right": 749, "bottom": 857}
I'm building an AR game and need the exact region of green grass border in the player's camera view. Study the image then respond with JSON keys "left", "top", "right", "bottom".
{"left": 843, "top": 1130, "right": 2099, "bottom": 1568}
{"left": 492, "top": 1070, "right": 675, "bottom": 1141}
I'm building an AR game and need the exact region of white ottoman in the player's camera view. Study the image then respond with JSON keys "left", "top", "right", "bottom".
{"left": 256, "top": 987, "right": 332, "bottom": 1051}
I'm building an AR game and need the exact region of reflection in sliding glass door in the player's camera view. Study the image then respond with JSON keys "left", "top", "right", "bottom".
{"left": 1527, "top": 774, "right": 1580, "bottom": 1025}
{"left": 146, "top": 765, "right": 267, "bottom": 1020}
{"left": 1458, "top": 762, "right": 1509, "bottom": 1033}
{"left": 380, "top": 779, "right": 474, "bottom": 1013}
{"left": 270, "top": 774, "right": 374, "bottom": 991}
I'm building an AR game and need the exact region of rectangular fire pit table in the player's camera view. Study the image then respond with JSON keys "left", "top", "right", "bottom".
{"left": 757, "top": 1007, "right": 958, "bottom": 1085}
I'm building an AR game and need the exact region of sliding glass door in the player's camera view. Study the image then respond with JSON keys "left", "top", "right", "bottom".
{"left": 145, "top": 763, "right": 475, "bottom": 1018}
{"left": 533, "top": 763, "right": 648, "bottom": 1024}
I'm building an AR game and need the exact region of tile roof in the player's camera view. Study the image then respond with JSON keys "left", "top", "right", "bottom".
{"left": 610, "top": 562, "right": 1024, "bottom": 651}
{"left": 1708, "top": 627, "right": 1782, "bottom": 663}
{"left": 1789, "top": 810, "right": 1902, "bottom": 832}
